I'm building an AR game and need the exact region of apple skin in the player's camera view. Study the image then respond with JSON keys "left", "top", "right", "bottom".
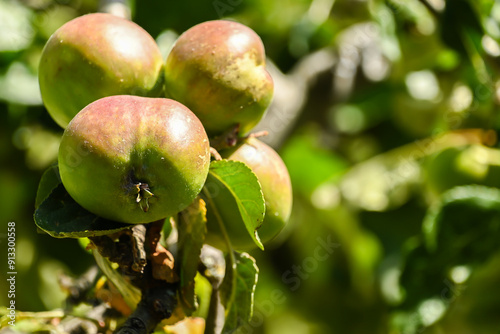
{"left": 164, "top": 20, "right": 274, "bottom": 137}
{"left": 39, "top": 13, "right": 164, "bottom": 128}
{"left": 205, "top": 138, "right": 293, "bottom": 251}
{"left": 58, "top": 95, "right": 210, "bottom": 224}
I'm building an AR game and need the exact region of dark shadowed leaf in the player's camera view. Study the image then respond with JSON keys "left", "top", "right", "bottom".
{"left": 177, "top": 197, "right": 208, "bottom": 315}
{"left": 400, "top": 185, "right": 500, "bottom": 309}
{"left": 441, "top": 0, "right": 484, "bottom": 56}
{"left": 34, "top": 183, "right": 130, "bottom": 238}
{"left": 423, "top": 185, "right": 500, "bottom": 254}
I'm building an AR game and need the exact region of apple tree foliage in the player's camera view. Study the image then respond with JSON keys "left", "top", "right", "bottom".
{"left": 2, "top": 0, "right": 500, "bottom": 333}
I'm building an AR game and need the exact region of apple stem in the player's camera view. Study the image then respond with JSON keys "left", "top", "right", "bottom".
{"left": 210, "top": 147, "right": 222, "bottom": 161}
{"left": 209, "top": 124, "right": 240, "bottom": 150}
{"left": 246, "top": 130, "right": 269, "bottom": 139}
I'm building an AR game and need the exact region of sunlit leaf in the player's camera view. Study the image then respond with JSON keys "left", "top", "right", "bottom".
{"left": 203, "top": 160, "right": 265, "bottom": 250}
{"left": 163, "top": 316, "right": 206, "bottom": 334}
{"left": 339, "top": 130, "right": 492, "bottom": 211}
{"left": 281, "top": 131, "right": 348, "bottom": 195}
{"left": 92, "top": 249, "right": 141, "bottom": 309}
{"left": 35, "top": 163, "right": 61, "bottom": 209}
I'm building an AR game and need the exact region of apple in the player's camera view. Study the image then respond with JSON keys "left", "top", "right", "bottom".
{"left": 205, "top": 138, "right": 292, "bottom": 250}
{"left": 58, "top": 95, "right": 210, "bottom": 224}
{"left": 39, "top": 13, "right": 164, "bottom": 128}
{"left": 164, "top": 20, "right": 274, "bottom": 137}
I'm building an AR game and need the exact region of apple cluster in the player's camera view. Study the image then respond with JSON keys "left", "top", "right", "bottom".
{"left": 39, "top": 13, "right": 292, "bottom": 250}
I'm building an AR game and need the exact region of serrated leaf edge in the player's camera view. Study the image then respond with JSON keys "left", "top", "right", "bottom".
{"left": 208, "top": 160, "right": 265, "bottom": 250}
{"left": 222, "top": 252, "right": 259, "bottom": 332}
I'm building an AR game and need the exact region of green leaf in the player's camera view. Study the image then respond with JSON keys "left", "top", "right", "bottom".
{"left": 204, "top": 160, "right": 265, "bottom": 250}
{"left": 441, "top": 0, "right": 484, "bottom": 56}
{"left": 0, "top": 1, "right": 34, "bottom": 53}
{"left": 34, "top": 183, "right": 130, "bottom": 238}
{"left": 440, "top": 0, "right": 490, "bottom": 84}
{"left": 398, "top": 238, "right": 447, "bottom": 309}
{"left": 423, "top": 185, "right": 500, "bottom": 254}
{"left": 281, "top": 132, "right": 348, "bottom": 195}
{"left": 92, "top": 249, "right": 141, "bottom": 309}
{"left": 192, "top": 272, "right": 213, "bottom": 320}
{"left": 220, "top": 252, "right": 259, "bottom": 333}
{"left": 177, "top": 197, "right": 208, "bottom": 315}
{"left": 35, "top": 163, "right": 61, "bottom": 209}
{"left": 400, "top": 185, "right": 500, "bottom": 308}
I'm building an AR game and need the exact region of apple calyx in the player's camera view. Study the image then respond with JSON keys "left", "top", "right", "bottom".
{"left": 134, "top": 182, "right": 154, "bottom": 212}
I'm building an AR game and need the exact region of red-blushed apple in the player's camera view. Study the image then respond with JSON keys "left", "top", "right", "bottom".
{"left": 205, "top": 137, "right": 292, "bottom": 250}
{"left": 58, "top": 95, "right": 210, "bottom": 224}
{"left": 39, "top": 13, "right": 164, "bottom": 128}
{"left": 164, "top": 20, "right": 274, "bottom": 137}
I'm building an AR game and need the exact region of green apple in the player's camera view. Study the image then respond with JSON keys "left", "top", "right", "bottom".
{"left": 164, "top": 20, "right": 274, "bottom": 137}
{"left": 206, "top": 138, "right": 293, "bottom": 250}
{"left": 39, "top": 13, "right": 164, "bottom": 128}
{"left": 58, "top": 95, "right": 210, "bottom": 224}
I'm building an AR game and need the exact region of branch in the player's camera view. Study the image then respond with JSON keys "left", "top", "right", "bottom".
{"left": 90, "top": 222, "right": 178, "bottom": 333}
{"left": 253, "top": 48, "right": 337, "bottom": 148}
{"left": 115, "top": 282, "right": 177, "bottom": 334}
{"left": 59, "top": 265, "right": 100, "bottom": 306}
{"left": 147, "top": 220, "right": 179, "bottom": 283}
{"left": 418, "top": 0, "right": 442, "bottom": 18}
{"left": 199, "top": 245, "right": 226, "bottom": 334}
{"left": 130, "top": 224, "right": 148, "bottom": 273}
{"left": 90, "top": 225, "right": 148, "bottom": 277}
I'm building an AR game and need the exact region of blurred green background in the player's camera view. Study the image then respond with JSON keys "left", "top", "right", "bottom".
{"left": 2, "top": 0, "right": 500, "bottom": 333}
